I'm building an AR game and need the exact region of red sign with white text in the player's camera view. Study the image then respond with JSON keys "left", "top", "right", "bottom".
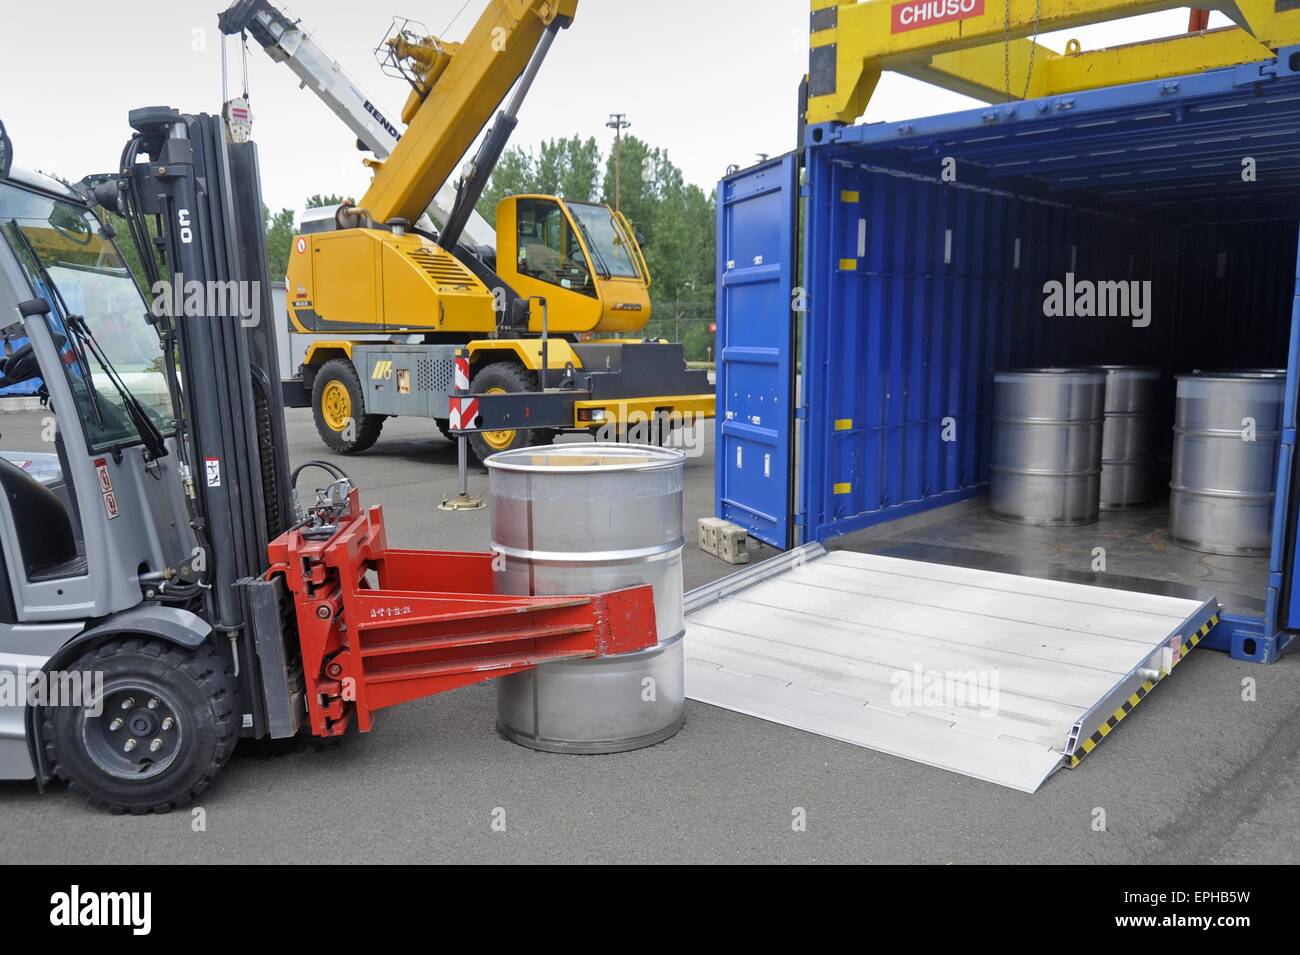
{"left": 891, "top": 0, "right": 985, "bottom": 33}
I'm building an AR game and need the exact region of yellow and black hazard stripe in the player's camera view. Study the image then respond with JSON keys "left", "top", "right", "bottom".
{"left": 1068, "top": 612, "right": 1220, "bottom": 769}
{"left": 1069, "top": 680, "right": 1154, "bottom": 767}
{"left": 1180, "top": 613, "right": 1221, "bottom": 658}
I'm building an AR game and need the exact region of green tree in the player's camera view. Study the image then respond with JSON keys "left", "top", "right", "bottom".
{"left": 477, "top": 146, "right": 535, "bottom": 226}
{"left": 600, "top": 137, "right": 716, "bottom": 329}
{"left": 681, "top": 322, "right": 714, "bottom": 363}
{"left": 536, "top": 135, "right": 600, "bottom": 201}
{"left": 600, "top": 135, "right": 653, "bottom": 233}
{"left": 263, "top": 206, "right": 296, "bottom": 282}
{"left": 305, "top": 193, "right": 345, "bottom": 208}
{"left": 102, "top": 209, "right": 156, "bottom": 292}
{"left": 477, "top": 136, "right": 602, "bottom": 225}
{"left": 562, "top": 136, "right": 601, "bottom": 202}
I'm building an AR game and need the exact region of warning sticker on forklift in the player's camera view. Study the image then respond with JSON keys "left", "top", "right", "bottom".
{"left": 93, "top": 458, "right": 112, "bottom": 494}
{"left": 205, "top": 457, "right": 221, "bottom": 488}
{"left": 102, "top": 490, "right": 119, "bottom": 520}
{"left": 891, "top": 0, "right": 984, "bottom": 33}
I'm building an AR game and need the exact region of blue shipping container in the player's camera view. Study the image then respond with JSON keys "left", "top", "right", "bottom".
{"left": 715, "top": 52, "right": 1300, "bottom": 662}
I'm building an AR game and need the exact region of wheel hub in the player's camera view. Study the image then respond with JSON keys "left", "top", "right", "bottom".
{"left": 82, "top": 683, "right": 184, "bottom": 780}
{"left": 321, "top": 380, "right": 353, "bottom": 432}
{"left": 479, "top": 386, "right": 516, "bottom": 450}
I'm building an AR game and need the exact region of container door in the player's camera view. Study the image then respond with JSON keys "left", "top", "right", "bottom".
{"left": 1273, "top": 228, "right": 1300, "bottom": 648}
{"left": 715, "top": 154, "right": 798, "bottom": 549}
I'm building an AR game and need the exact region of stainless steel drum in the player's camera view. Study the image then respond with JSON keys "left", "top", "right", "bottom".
{"left": 486, "top": 444, "right": 686, "bottom": 753}
{"left": 1170, "top": 370, "right": 1286, "bottom": 555}
{"left": 1098, "top": 366, "right": 1162, "bottom": 510}
{"left": 990, "top": 368, "right": 1105, "bottom": 526}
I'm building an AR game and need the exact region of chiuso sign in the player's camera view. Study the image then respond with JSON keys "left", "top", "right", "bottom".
{"left": 892, "top": 0, "right": 985, "bottom": 33}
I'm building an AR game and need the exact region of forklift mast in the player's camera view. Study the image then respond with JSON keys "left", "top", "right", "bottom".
{"left": 115, "top": 108, "right": 294, "bottom": 727}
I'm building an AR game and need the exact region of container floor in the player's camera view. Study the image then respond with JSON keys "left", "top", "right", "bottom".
{"left": 847, "top": 495, "right": 1269, "bottom": 618}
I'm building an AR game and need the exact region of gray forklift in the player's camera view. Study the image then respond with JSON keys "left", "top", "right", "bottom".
{"left": 0, "top": 113, "right": 656, "bottom": 813}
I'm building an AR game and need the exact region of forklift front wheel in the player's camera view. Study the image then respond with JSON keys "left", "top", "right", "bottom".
{"left": 312, "top": 358, "right": 386, "bottom": 453}
{"left": 42, "top": 637, "right": 237, "bottom": 814}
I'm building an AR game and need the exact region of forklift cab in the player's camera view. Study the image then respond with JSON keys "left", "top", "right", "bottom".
{"left": 0, "top": 165, "right": 202, "bottom": 783}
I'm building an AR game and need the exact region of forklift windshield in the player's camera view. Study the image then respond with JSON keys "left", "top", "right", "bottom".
{"left": 0, "top": 181, "right": 175, "bottom": 450}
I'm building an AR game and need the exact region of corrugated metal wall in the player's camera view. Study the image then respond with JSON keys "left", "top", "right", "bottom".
{"left": 802, "top": 150, "right": 1300, "bottom": 542}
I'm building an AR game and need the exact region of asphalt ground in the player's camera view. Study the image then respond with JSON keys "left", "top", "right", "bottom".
{"left": 1, "top": 407, "right": 1298, "bottom": 864}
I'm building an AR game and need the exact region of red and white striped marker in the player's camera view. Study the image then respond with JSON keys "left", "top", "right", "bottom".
{"left": 448, "top": 396, "right": 479, "bottom": 432}
{"left": 453, "top": 355, "right": 470, "bottom": 393}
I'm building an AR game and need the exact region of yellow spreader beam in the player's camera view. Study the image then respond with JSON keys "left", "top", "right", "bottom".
{"left": 808, "top": 0, "right": 1300, "bottom": 126}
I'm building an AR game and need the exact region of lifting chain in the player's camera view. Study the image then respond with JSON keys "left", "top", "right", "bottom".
{"left": 1004, "top": 0, "right": 1044, "bottom": 101}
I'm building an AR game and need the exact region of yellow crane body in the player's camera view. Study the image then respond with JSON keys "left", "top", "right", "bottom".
{"left": 288, "top": 230, "right": 494, "bottom": 333}
{"left": 285, "top": 192, "right": 653, "bottom": 336}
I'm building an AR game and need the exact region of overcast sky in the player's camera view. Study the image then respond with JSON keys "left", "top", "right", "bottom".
{"left": 0, "top": 2, "right": 1232, "bottom": 213}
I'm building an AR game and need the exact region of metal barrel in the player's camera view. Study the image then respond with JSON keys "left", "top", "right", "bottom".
{"left": 1170, "top": 369, "right": 1286, "bottom": 555}
{"left": 486, "top": 443, "right": 686, "bottom": 753}
{"left": 990, "top": 368, "right": 1106, "bottom": 526}
{"left": 1098, "top": 365, "right": 1163, "bottom": 510}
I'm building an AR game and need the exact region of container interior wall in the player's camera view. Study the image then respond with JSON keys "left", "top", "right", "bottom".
{"left": 805, "top": 154, "right": 1300, "bottom": 542}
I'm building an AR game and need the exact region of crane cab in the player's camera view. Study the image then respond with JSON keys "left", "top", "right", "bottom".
{"left": 494, "top": 195, "right": 652, "bottom": 335}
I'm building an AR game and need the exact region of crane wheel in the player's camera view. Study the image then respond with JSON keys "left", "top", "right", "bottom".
{"left": 467, "top": 362, "right": 556, "bottom": 462}
{"left": 42, "top": 637, "right": 237, "bottom": 814}
{"left": 312, "top": 358, "right": 385, "bottom": 453}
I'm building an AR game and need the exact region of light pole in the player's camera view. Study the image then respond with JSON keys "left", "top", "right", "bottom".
{"left": 606, "top": 112, "right": 631, "bottom": 211}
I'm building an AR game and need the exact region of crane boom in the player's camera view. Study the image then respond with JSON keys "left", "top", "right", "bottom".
{"left": 219, "top": 0, "right": 402, "bottom": 155}
{"left": 217, "top": 0, "right": 496, "bottom": 249}
{"left": 360, "top": 0, "right": 576, "bottom": 226}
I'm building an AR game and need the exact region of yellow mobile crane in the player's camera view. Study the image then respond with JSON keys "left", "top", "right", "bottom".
{"left": 221, "top": 0, "right": 713, "bottom": 460}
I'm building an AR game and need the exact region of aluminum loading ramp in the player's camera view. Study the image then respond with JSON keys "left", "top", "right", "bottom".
{"left": 684, "top": 548, "right": 1220, "bottom": 792}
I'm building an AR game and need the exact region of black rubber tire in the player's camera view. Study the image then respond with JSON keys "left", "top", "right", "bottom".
{"left": 466, "top": 361, "right": 556, "bottom": 463}
{"left": 43, "top": 637, "right": 237, "bottom": 815}
{"left": 311, "top": 358, "right": 386, "bottom": 454}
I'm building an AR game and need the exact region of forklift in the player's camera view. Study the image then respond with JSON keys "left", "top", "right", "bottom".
{"left": 0, "top": 113, "right": 658, "bottom": 813}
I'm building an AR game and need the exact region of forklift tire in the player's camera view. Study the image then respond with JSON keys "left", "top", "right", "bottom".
{"left": 466, "top": 361, "right": 557, "bottom": 463}
{"left": 42, "top": 637, "right": 237, "bottom": 814}
{"left": 312, "top": 358, "right": 385, "bottom": 454}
